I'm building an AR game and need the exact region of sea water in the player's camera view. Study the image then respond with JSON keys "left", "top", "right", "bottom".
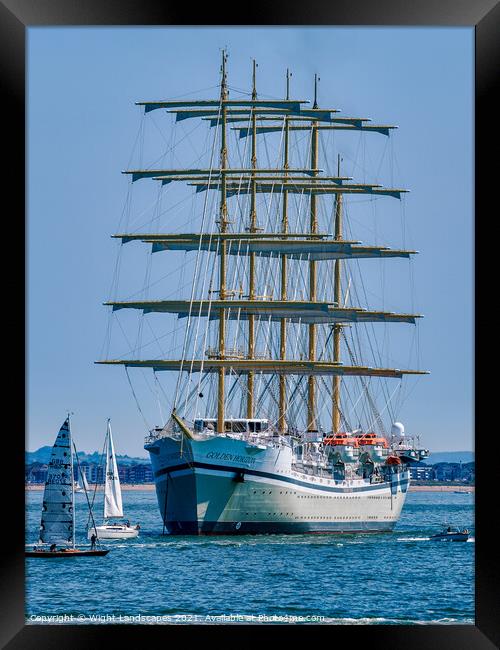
{"left": 25, "top": 490, "right": 474, "bottom": 625}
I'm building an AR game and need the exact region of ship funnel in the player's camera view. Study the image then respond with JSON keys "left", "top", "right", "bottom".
{"left": 391, "top": 422, "right": 405, "bottom": 437}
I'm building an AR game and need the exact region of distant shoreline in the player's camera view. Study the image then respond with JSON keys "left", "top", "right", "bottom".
{"left": 25, "top": 484, "right": 474, "bottom": 493}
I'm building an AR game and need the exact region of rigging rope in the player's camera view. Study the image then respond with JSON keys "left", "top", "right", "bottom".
{"left": 125, "top": 366, "right": 151, "bottom": 432}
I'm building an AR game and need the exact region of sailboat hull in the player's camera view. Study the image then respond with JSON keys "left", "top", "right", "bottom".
{"left": 146, "top": 434, "right": 409, "bottom": 535}
{"left": 26, "top": 549, "right": 109, "bottom": 557}
{"left": 89, "top": 525, "right": 140, "bottom": 539}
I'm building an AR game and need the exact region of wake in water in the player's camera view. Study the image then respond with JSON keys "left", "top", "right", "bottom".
{"left": 397, "top": 536, "right": 475, "bottom": 543}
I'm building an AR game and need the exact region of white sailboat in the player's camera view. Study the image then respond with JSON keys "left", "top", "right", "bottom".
{"left": 74, "top": 470, "right": 89, "bottom": 493}
{"left": 88, "top": 419, "right": 140, "bottom": 540}
{"left": 27, "top": 416, "right": 109, "bottom": 557}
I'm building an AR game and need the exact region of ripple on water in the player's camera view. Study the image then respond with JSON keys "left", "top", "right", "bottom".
{"left": 25, "top": 490, "right": 474, "bottom": 623}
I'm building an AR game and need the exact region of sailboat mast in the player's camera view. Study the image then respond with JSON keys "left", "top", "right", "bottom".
{"left": 217, "top": 50, "right": 229, "bottom": 434}
{"left": 247, "top": 59, "right": 258, "bottom": 419}
{"left": 332, "top": 154, "right": 343, "bottom": 433}
{"left": 68, "top": 414, "right": 76, "bottom": 549}
{"left": 103, "top": 420, "right": 109, "bottom": 522}
{"left": 278, "top": 69, "right": 291, "bottom": 433}
{"left": 307, "top": 74, "right": 319, "bottom": 432}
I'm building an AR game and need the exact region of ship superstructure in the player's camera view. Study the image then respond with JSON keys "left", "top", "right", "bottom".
{"left": 98, "top": 52, "right": 429, "bottom": 534}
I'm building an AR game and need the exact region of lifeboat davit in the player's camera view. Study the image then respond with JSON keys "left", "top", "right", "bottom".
{"left": 323, "top": 432, "right": 359, "bottom": 463}
{"left": 355, "top": 432, "right": 389, "bottom": 463}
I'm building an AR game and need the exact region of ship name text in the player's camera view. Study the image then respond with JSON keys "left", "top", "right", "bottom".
{"left": 206, "top": 451, "right": 256, "bottom": 466}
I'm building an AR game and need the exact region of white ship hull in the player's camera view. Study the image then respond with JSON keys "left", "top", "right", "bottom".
{"left": 146, "top": 434, "right": 409, "bottom": 535}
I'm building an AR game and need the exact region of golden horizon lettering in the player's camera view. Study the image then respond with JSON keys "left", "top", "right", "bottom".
{"left": 206, "top": 451, "right": 256, "bottom": 465}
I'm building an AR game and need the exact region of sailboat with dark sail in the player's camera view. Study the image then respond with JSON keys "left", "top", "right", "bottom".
{"left": 98, "top": 52, "right": 429, "bottom": 534}
{"left": 27, "top": 416, "right": 109, "bottom": 557}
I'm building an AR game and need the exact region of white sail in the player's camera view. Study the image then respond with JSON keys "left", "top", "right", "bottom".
{"left": 81, "top": 470, "right": 89, "bottom": 491}
{"left": 104, "top": 420, "right": 123, "bottom": 519}
{"left": 39, "top": 417, "right": 75, "bottom": 546}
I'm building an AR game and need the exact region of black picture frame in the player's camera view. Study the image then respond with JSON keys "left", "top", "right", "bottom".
{"left": 2, "top": 1, "right": 497, "bottom": 647}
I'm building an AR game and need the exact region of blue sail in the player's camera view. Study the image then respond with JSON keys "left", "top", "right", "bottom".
{"left": 39, "top": 418, "right": 74, "bottom": 546}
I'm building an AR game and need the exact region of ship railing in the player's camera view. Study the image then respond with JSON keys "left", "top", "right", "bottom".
{"left": 144, "top": 428, "right": 181, "bottom": 445}
{"left": 292, "top": 459, "right": 385, "bottom": 484}
{"left": 242, "top": 434, "right": 271, "bottom": 447}
{"left": 206, "top": 346, "right": 246, "bottom": 359}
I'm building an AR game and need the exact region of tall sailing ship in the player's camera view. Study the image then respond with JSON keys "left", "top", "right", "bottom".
{"left": 98, "top": 52, "right": 429, "bottom": 534}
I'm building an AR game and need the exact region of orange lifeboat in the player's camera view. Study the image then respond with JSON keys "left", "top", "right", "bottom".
{"left": 386, "top": 455, "right": 402, "bottom": 465}
{"left": 323, "top": 433, "right": 359, "bottom": 463}
{"left": 323, "top": 432, "right": 359, "bottom": 447}
{"left": 356, "top": 432, "right": 389, "bottom": 463}
{"left": 357, "top": 432, "right": 389, "bottom": 448}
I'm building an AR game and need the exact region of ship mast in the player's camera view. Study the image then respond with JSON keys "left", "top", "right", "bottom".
{"left": 307, "top": 74, "right": 319, "bottom": 432}
{"left": 247, "top": 59, "right": 258, "bottom": 418}
{"left": 278, "top": 69, "right": 291, "bottom": 434}
{"left": 217, "top": 49, "right": 229, "bottom": 433}
{"left": 332, "top": 153, "right": 343, "bottom": 433}
{"left": 99, "top": 58, "right": 429, "bottom": 434}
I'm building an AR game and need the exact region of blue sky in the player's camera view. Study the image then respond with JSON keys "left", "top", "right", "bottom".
{"left": 28, "top": 27, "right": 473, "bottom": 456}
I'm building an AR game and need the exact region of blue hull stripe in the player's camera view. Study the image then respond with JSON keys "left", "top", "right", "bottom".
{"left": 153, "top": 460, "right": 408, "bottom": 494}
{"left": 162, "top": 520, "right": 395, "bottom": 535}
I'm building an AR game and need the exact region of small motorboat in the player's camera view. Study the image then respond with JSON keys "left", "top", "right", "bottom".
{"left": 430, "top": 526, "right": 470, "bottom": 542}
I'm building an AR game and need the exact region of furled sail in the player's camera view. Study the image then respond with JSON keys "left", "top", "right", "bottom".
{"left": 104, "top": 420, "right": 123, "bottom": 519}
{"left": 39, "top": 417, "right": 74, "bottom": 545}
{"left": 97, "top": 52, "right": 429, "bottom": 436}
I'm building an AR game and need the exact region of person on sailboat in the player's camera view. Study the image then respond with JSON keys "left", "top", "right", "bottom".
{"left": 49, "top": 543, "right": 57, "bottom": 552}
{"left": 90, "top": 533, "right": 97, "bottom": 550}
